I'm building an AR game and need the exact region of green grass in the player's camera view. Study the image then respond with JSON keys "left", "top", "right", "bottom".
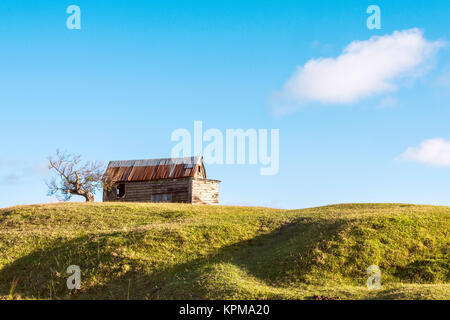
{"left": 0, "top": 202, "right": 448, "bottom": 300}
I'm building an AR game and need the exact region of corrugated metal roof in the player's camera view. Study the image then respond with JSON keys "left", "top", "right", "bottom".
{"left": 104, "top": 156, "right": 205, "bottom": 183}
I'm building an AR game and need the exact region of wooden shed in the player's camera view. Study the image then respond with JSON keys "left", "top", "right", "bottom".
{"left": 103, "top": 156, "right": 220, "bottom": 204}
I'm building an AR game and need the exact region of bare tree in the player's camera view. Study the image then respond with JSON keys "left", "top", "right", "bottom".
{"left": 47, "top": 150, "right": 105, "bottom": 202}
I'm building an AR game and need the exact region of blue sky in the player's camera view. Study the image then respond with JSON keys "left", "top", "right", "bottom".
{"left": 0, "top": 0, "right": 449, "bottom": 209}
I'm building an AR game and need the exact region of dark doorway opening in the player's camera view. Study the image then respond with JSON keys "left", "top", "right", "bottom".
{"left": 116, "top": 184, "right": 125, "bottom": 198}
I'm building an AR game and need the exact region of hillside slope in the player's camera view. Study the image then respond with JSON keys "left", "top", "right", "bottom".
{"left": 0, "top": 202, "right": 449, "bottom": 300}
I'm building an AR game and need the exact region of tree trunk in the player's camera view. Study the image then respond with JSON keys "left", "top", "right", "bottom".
{"left": 68, "top": 188, "right": 95, "bottom": 202}
{"left": 84, "top": 192, "right": 95, "bottom": 202}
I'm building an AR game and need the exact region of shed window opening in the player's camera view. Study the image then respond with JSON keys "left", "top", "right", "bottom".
{"left": 116, "top": 184, "right": 125, "bottom": 198}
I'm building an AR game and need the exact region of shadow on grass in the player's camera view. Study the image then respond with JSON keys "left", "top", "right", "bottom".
{"left": 0, "top": 217, "right": 349, "bottom": 299}
{"left": 394, "top": 258, "right": 450, "bottom": 283}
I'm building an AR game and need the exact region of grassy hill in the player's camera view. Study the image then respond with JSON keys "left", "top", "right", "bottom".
{"left": 0, "top": 202, "right": 448, "bottom": 300}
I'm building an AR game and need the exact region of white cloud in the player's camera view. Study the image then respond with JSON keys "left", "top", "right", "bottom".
{"left": 0, "top": 159, "right": 20, "bottom": 167}
{"left": 0, "top": 174, "right": 22, "bottom": 185}
{"left": 0, "top": 160, "right": 49, "bottom": 185}
{"left": 274, "top": 28, "right": 443, "bottom": 114}
{"left": 398, "top": 138, "right": 450, "bottom": 167}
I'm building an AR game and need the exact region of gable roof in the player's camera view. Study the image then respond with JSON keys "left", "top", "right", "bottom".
{"left": 104, "top": 156, "right": 205, "bottom": 183}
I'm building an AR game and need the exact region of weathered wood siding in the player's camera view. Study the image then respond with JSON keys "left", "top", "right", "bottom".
{"left": 191, "top": 178, "right": 220, "bottom": 205}
{"left": 103, "top": 178, "right": 192, "bottom": 203}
